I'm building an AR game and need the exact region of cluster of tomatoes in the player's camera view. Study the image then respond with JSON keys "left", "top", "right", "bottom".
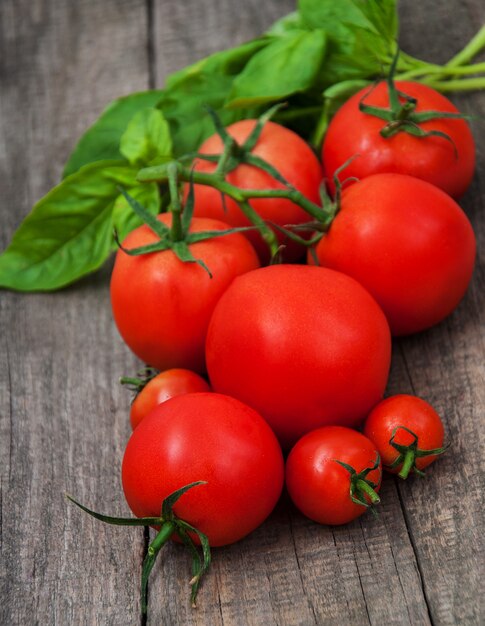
{"left": 81, "top": 79, "right": 475, "bottom": 607}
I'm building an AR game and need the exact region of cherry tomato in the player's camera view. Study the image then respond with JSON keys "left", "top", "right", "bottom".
{"left": 110, "top": 214, "right": 259, "bottom": 373}
{"left": 286, "top": 426, "right": 382, "bottom": 525}
{"left": 323, "top": 81, "right": 475, "bottom": 199}
{"left": 129, "top": 369, "right": 211, "bottom": 430}
{"left": 188, "top": 119, "right": 323, "bottom": 261}
{"left": 310, "top": 173, "right": 475, "bottom": 336}
{"left": 206, "top": 265, "right": 391, "bottom": 449}
{"left": 122, "top": 392, "right": 284, "bottom": 547}
{"left": 364, "top": 394, "right": 448, "bottom": 479}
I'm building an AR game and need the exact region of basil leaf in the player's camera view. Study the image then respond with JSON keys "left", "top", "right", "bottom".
{"left": 0, "top": 161, "right": 160, "bottom": 291}
{"left": 120, "top": 108, "right": 173, "bottom": 166}
{"left": 266, "top": 12, "right": 306, "bottom": 36}
{"left": 63, "top": 90, "right": 165, "bottom": 177}
{"left": 158, "top": 39, "right": 267, "bottom": 155}
{"left": 227, "top": 30, "right": 327, "bottom": 108}
{"left": 299, "top": 0, "right": 397, "bottom": 40}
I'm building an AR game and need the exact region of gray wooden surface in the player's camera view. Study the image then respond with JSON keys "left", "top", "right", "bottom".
{"left": 1, "top": 1, "right": 484, "bottom": 624}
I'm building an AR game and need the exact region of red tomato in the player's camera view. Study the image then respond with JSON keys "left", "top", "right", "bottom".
{"left": 323, "top": 81, "right": 475, "bottom": 199}
{"left": 187, "top": 119, "right": 323, "bottom": 261}
{"left": 310, "top": 173, "right": 476, "bottom": 336}
{"left": 129, "top": 369, "right": 211, "bottom": 430}
{"left": 110, "top": 214, "right": 259, "bottom": 373}
{"left": 206, "top": 265, "right": 391, "bottom": 449}
{"left": 364, "top": 395, "right": 447, "bottom": 479}
{"left": 286, "top": 426, "right": 382, "bottom": 525}
{"left": 122, "top": 393, "right": 284, "bottom": 547}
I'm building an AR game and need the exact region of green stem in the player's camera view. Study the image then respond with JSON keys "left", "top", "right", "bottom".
{"left": 398, "top": 448, "right": 416, "bottom": 480}
{"left": 445, "top": 24, "right": 485, "bottom": 68}
{"left": 356, "top": 479, "right": 381, "bottom": 505}
{"left": 396, "top": 61, "right": 485, "bottom": 80}
{"left": 149, "top": 521, "right": 176, "bottom": 555}
{"left": 167, "top": 163, "right": 184, "bottom": 241}
{"left": 420, "top": 76, "right": 485, "bottom": 92}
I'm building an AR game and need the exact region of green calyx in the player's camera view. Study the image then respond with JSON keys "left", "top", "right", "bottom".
{"left": 359, "top": 50, "right": 467, "bottom": 148}
{"left": 116, "top": 162, "right": 255, "bottom": 277}
{"left": 138, "top": 107, "right": 334, "bottom": 261}
{"left": 119, "top": 366, "right": 159, "bottom": 395}
{"left": 67, "top": 481, "right": 211, "bottom": 614}
{"left": 386, "top": 426, "right": 450, "bottom": 480}
{"left": 335, "top": 453, "right": 381, "bottom": 516}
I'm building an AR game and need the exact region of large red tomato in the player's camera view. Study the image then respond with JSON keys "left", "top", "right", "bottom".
{"left": 323, "top": 80, "right": 475, "bottom": 199}
{"left": 206, "top": 265, "right": 391, "bottom": 449}
{"left": 111, "top": 214, "right": 259, "bottom": 373}
{"left": 310, "top": 173, "right": 476, "bottom": 336}
{"left": 187, "top": 119, "right": 323, "bottom": 261}
{"left": 286, "top": 426, "right": 382, "bottom": 525}
{"left": 122, "top": 393, "right": 284, "bottom": 547}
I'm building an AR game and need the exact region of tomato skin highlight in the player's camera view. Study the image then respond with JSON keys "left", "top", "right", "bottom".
{"left": 364, "top": 395, "right": 446, "bottom": 475}
{"left": 110, "top": 214, "right": 259, "bottom": 373}
{"left": 121, "top": 393, "right": 284, "bottom": 547}
{"left": 311, "top": 173, "right": 476, "bottom": 336}
{"left": 206, "top": 265, "right": 391, "bottom": 449}
{"left": 188, "top": 119, "right": 323, "bottom": 262}
{"left": 323, "top": 80, "right": 475, "bottom": 199}
{"left": 286, "top": 426, "right": 382, "bottom": 525}
{"left": 129, "top": 369, "right": 211, "bottom": 430}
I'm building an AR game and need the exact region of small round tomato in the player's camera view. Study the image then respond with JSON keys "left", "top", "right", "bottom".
{"left": 286, "top": 426, "right": 382, "bottom": 525}
{"left": 310, "top": 173, "right": 476, "bottom": 336}
{"left": 364, "top": 395, "right": 448, "bottom": 479}
{"left": 188, "top": 119, "right": 323, "bottom": 261}
{"left": 323, "top": 80, "right": 475, "bottom": 198}
{"left": 122, "top": 393, "right": 284, "bottom": 547}
{"left": 206, "top": 265, "right": 391, "bottom": 449}
{"left": 110, "top": 214, "right": 259, "bottom": 373}
{"left": 129, "top": 369, "right": 211, "bottom": 430}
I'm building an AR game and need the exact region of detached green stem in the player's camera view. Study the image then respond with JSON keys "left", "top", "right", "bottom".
{"left": 396, "top": 61, "right": 485, "bottom": 80}
{"left": 445, "top": 24, "right": 485, "bottom": 68}
{"left": 421, "top": 76, "right": 485, "bottom": 91}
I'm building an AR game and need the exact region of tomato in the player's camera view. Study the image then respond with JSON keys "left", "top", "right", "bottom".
{"left": 286, "top": 426, "right": 382, "bottom": 525}
{"left": 110, "top": 214, "right": 259, "bottom": 373}
{"left": 364, "top": 394, "right": 447, "bottom": 479}
{"left": 121, "top": 392, "right": 284, "bottom": 547}
{"left": 322, "top": 80, "right": 475, "bottom": 199}
{"left": 206, "top": 265, "right": 391, "bottom": 449}
{"left": 310, "top": 173, "right": 476, "bottom": 336}
{"left": 187, "top": 119, "right": 323, "bottom": 261}
{"left": 129, "top": 369, "right": 211, "bottom": 430}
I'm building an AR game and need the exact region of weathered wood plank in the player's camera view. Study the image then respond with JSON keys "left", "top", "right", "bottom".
{"left": 396, "top": 1, "right": 485, "bottom": 623}
{"left": 0, "top": 0, "right": 151, "bottom": 624}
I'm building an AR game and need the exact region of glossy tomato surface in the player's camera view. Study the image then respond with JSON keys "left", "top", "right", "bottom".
{"left": 188, "top": 119, "right": 323, "bottom": 261}
{"left": 323, "top": 81, "right": 475, "bottom": 199}
{"left": 311, "top": 174, "right": 476, "bottom": 336}
{"left": 286, "top": 426, "right": 382, "bottom": 525}
{"left": 122, "top": 393, "right": 284, "bottom": 547}
{"left": 364, "top": 394, "right": 445, "bottom": 474}
{"left": 129, "top": 369, "right": 211, "bottom": 430}
{"left": 111, "top": 214, "right": 259, "bottom": 373}
{"left": 206, "top": 265, "right": 391, "bottom": 449}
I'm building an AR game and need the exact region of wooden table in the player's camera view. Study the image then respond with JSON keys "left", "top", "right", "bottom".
{"left": 1, "top": 1, "right": 483, "bottom": 624}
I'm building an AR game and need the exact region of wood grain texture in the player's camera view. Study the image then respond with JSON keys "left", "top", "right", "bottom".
{"left": 0, "top": 0, "right": 484, "bottom": 625}
{"left": 0, "top": 0, "right": 150, "bottom": 624}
